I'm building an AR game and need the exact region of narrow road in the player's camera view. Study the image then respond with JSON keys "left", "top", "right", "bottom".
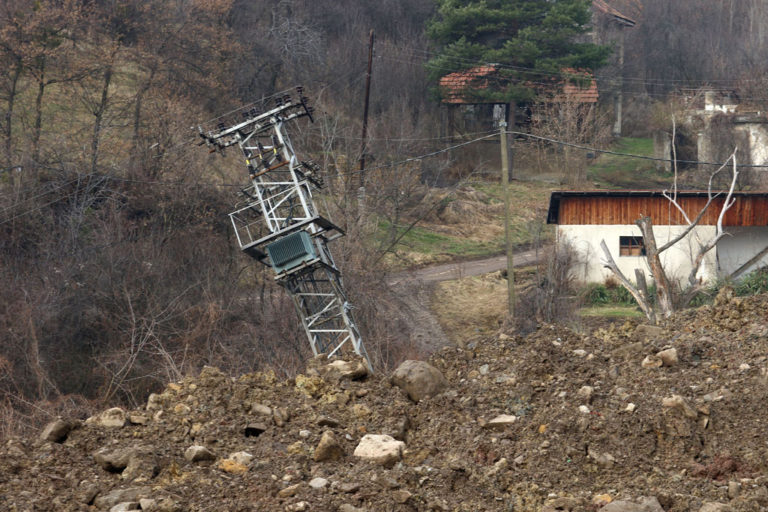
{"left": 386, "top": 247, "right": 542, "bottom": 286}
{"left": 384, "top": 247, "right": 544, "bottom": 354}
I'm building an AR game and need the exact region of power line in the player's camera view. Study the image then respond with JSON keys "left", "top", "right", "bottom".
{"left": 7, "top": 129, "right": 768, "bottom": 226}
{"left": 399, "top": 46, "right": 763, "bottom": 88}
{"left": 331, "top": 133, "right": 499, "bottom": 177}
{"left": 508, "top": 131, "right": 768, "bottom": 169}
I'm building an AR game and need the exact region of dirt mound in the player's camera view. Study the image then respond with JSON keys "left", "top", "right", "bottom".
{"left": 3, "top": 293, "right": 768, "bottom": 511}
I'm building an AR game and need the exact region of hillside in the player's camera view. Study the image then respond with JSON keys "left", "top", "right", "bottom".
{"left": 3, "top": 288, "right": 768, "bottom": 511}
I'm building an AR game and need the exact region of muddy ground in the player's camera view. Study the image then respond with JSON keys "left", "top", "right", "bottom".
{"left": 2, "top": 288, "right": 768, "bottom": 511}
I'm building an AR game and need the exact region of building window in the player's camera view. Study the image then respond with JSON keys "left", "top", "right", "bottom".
{"left": 619, "top": 236, "right": 645, "bottom": 256}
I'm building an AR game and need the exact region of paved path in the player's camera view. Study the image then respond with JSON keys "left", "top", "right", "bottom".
{"left": 386, "top": 247, "right": 542, "bottom": 286}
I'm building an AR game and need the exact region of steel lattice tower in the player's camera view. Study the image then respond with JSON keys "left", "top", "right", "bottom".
{"left": 199, "top": 88, "right": 371, "bottom": 370}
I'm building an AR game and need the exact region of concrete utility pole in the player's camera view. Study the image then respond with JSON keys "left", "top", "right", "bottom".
{"left": 499, "top": 107, "right": 514, "bottom": 318}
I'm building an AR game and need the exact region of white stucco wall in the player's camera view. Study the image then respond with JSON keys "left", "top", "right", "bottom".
{"left": 558, "top": 224, "right": 718, "bottom": 286}
{"left": 716, "top": 227, "right": 768, "bottom": 276}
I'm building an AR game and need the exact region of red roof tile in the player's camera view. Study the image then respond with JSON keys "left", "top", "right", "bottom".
{"left": 439, "top": 66, "right": 598, "bottom": 104}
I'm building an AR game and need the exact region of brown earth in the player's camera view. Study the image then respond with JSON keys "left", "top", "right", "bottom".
{"left": 3, "top": 289, "right": 768, "bottom": 511}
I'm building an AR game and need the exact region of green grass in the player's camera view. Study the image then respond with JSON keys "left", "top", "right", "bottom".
{"left": 377, "top": 222, "right": 504, "bottom": 259}
{"left": 588, "top": 137, "right": 671, "bottom": 189}
{"left": 580, "top": 306, "right": 644, "bottom": 318}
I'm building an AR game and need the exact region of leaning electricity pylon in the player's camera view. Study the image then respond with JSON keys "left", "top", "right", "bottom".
{"left": 198, "top": 87, "right": 372, "bottom": 370}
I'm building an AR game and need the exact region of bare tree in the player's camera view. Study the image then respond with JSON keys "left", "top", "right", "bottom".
{"left": 599, "top": 150, "right": 752, "bottom": 324}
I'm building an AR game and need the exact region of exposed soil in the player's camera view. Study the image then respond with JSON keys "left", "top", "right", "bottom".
{"left": 3, "top": 289, "right": 768, "bottom": 511}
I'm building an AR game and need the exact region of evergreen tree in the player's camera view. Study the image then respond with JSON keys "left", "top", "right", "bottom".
{"left": 427, "top": 0, "right": 612, "bottom": 102}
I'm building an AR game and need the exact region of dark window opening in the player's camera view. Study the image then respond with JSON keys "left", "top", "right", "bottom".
{"left": 619, "top": 236, "right": 645, "bottom": 256}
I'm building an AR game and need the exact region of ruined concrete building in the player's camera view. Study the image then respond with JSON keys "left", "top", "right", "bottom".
{"left": 654, "top": 90, "right": 768, "bottom": 187}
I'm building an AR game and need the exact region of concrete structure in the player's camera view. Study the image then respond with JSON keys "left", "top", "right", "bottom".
{"left": 547, "top": 190, "right": 768, "bottom": 286}
{"left": 653, "top": 90, "right": 768, "bottom": 186}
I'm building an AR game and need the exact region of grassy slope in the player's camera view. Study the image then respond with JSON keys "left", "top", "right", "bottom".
{"left": 401, "top": 137, "right": 672, "bottom": 323}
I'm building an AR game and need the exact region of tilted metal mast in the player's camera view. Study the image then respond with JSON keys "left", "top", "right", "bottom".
{"left": 199, "top": 87, "right": 371, "bottom": 370}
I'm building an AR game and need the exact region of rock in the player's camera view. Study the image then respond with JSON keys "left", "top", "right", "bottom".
{"left": 79, "top": 483, "right": 100, "bottom": 505}
{"left": 94, "top": 446, "right": 141, "bottom": 473}
{"left": 601, "top": 497, "right": 665, "bottom": 512}
{"left": 588, "top": 447, "right": 615, "bottom": 468}
{"left": 139, "top": 498, "right": 157, "bottom": 511}
{"left": 287, "top": 441, "right": 309, "bottom": 456}
{"left": 172, "top": 403, "right": 191, "bottom": 415}
{"left": 641, "top": 355, "right": 663, "bottom": 369}
{"left": 390, "top": 360, "right": 448, "bottom": 402}
{"left": 657, "top": 347, "right": 678, "bottom": 366}
{"left": 184, "top": 445, "right": 215, "bottom": 463}
{"left": 478, "top": 364, "right": 490, "bottom": 375}
{"left": 154, "top": 497, "right": 180, "bottom": 512}
{"left": 393, "top": 416, "right": 410, "bottom": 441}
{"left": 541, "top": 497, "right": 585, "bottom": 512}
{"left": 352, "top": 404, "right": 371, "bottom": 418}
{"left": 229, "top": 451, "right": 253, "bottom": 466}
{"left": 146, "top": 394, "right": 163, "bottom": 411}
{"left": 299, "top": 429, "right": 311, "bottom": 438}
{"left": 578, "top": 385, "right": 594, "bottom": 401}
{"left": 244, "top": 423, "right": 268, "bottom": 437}
{"left": 277, "top": 483, "right": 302, "bottom": 498}
{"left": 309, "top": 477, "right": 329, "bottom": 489}
{"left": 662, "top": 395, "right": 698, "bottom": 419}
{"left": 317, "top": 415, "right": 340, "bottom": 428}
{"left": 353, "top": 434, "right": 405, "bottom": 467}
{"left": 217, "top": 459, "right": 248, "bottom": 475}
{"left": 324, "top": 359, "right": 370, "bottom": 381}
{"left": 128, "top": 413, "right": 148, "bottom": 425}
{"left": 314, "top": 431, "right": 345, "bottom": 462}
{"left": 251, "top": 403, "right": 272, "bottom": 416}
{"left": 93, "top": 487, "right": 152, "bottom": 509}
{"left": 98, "top": 407, "right": 127, "bottom": 428}
{"left": 578, "top": 405, "right": 591, "bottom": 414}
{"left": 336, "top": 482, "right": 361, "bottom": 493}
{"left": 483, "top": 414, "right": 517, "bottom": 430}
{"left": 286, "top": 502, "right": 310, "bottom": 512}
{"left": 699, "top": 503, "right": 733, "bottom": 512}
{"left": 40, "top": 419, "right": 78, "bottom": 443}
{"left": 728, "top": 481, "right": 741, "bottom": 499}
{"left": 625, "top": 403, "right": 637, "bottom": 413}
{"left": 110, "top": 502, "right": 140, "bottom": 511}
{"left": 338, "top": 505, "right": 366, "bottom": 512}
{"left": 273, "top": 407, "right": 290, "bottom": 427}
{"left": 295, "top": 374, "right": 328, "bottom": 398}
{"left": 122, "top": 450, "right": 159, "bottom": 482}
{"left": 392, "top": 489, "right": 412, "bottom": 503}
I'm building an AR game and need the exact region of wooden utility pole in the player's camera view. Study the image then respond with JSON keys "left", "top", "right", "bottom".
{"left": 359, "top": 30, "right": 374, "bottom": 189}
{"left": 356, "top": 30, "right": 375, "bottom": 220}
{"left": 499, "top": 107, "right": 514, "bottom": 318}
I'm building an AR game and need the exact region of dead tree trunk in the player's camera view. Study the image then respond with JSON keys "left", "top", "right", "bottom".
{"left": 635, "top": 216, "right": 675, "bottom": 317}
{"left": 600, "top": 150, "right": 742, "bottom": 324}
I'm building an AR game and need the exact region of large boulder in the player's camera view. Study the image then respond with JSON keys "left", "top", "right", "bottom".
{"left": 353, "top": 434, "right": 404, "bottom": 467}
{"left": 601, "top": 497, "right": 665, "bottom": 512}
{"left": 40, "top": 419, "right": 79, "bottom": 443}
{"left": 390, "top": 360, "right": 448, "bottom": 402}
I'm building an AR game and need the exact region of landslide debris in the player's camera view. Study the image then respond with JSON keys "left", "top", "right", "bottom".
{"left": 3, "top": 291, "right": 768, "bottom": 511}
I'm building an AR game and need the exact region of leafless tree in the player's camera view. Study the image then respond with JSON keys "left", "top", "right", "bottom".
{"left": 599, "top": 150, "right": 760, "bottom": 324}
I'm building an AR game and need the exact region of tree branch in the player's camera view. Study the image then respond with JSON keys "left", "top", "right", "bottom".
{"left": 600, "top": 239, "right": 657, "bottom": 324}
